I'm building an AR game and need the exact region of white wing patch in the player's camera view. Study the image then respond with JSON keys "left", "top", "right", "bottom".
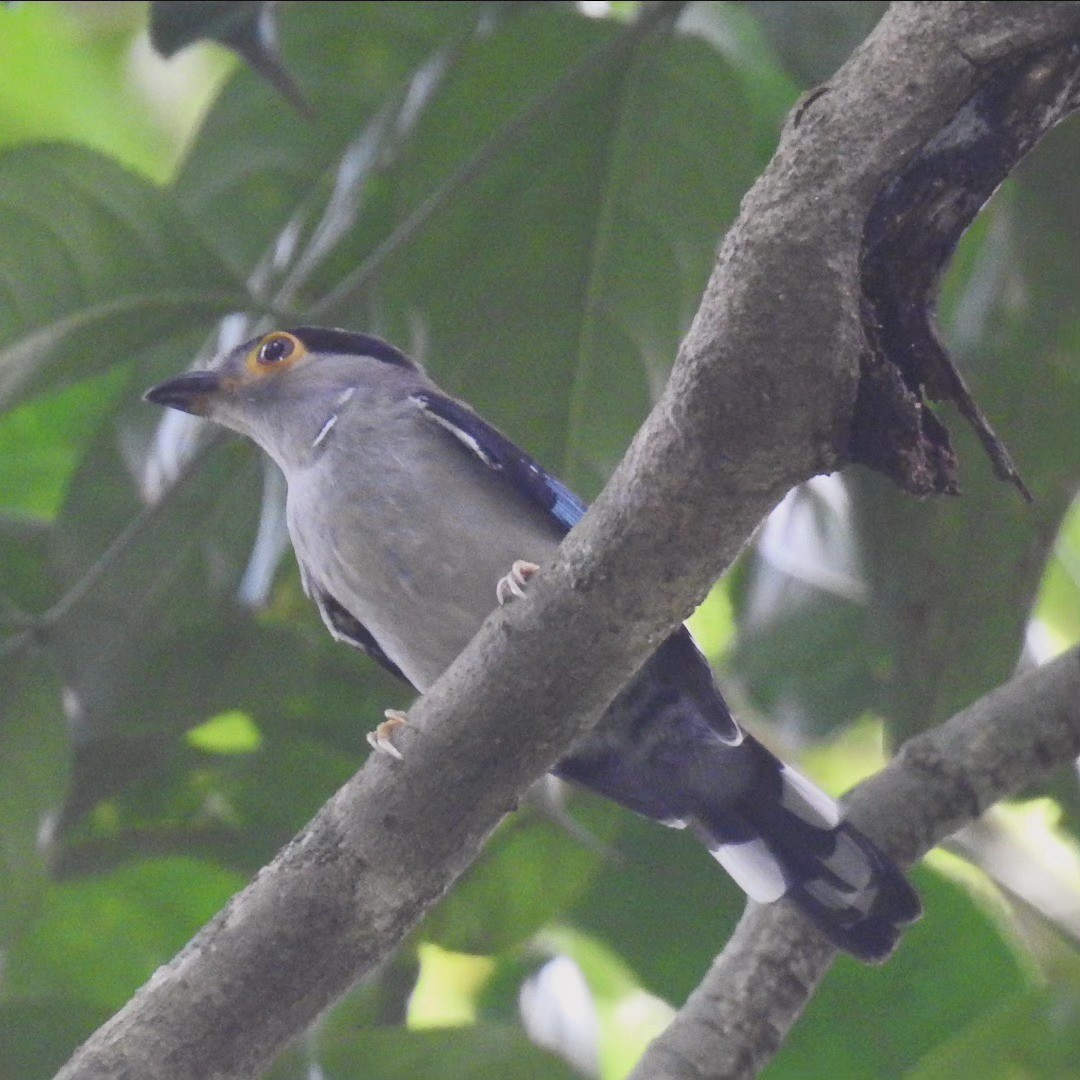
{"left": 779, "top": 765, "right": 842, "bottom": 829}
{"left": 711, "top": 837, "right": 788, "bottom": 903}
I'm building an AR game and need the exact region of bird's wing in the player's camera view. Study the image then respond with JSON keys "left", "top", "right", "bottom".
{"left": 312, "top": 586, "right": 415, "bottom": 688}
{"left": 410, "top": 391, "right": 586, "bottom": 535}
{"left": 410, "top": 389, "right": 739, "bottom": 743}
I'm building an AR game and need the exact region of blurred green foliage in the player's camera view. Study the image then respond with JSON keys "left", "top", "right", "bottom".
{"left": 0, "top": 3, "right": 1076, "bottom": 1078}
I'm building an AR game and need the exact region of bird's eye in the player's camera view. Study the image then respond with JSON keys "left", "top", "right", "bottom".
{"left": 258, "top": 335, "right": 296, "bottom": 365}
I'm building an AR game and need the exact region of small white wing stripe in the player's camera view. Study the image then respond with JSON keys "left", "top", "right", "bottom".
{"left": 311, "top": 414, "right": 338, "bottom": 448}
{"left": 412, "top": 398, "right": 501, "bottom": 468}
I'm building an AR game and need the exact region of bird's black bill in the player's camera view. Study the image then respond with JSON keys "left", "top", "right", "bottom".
{"left": 143, "top": 371, "right": 221, "bottom": 415}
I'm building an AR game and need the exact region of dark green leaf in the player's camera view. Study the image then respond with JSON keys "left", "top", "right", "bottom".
{"left": 312, "top": 1024, "right": 579, "bottom": 1080}
{"left": 3, "top": 857, "right": 242, "bottom": 1011}
{"left": 150, "top": 2, "right": 311, "bottom": 117}
{"left": 0, "top": 999, "right": 112, "bottom": 1080}
{"left": 0, "top": 513, "right": 54, "bottom": 618}
{"left": 363, "top": 6, "right": 787, "bottom": 493}
{"left": 0, "top": 145, "right": 247, "bottom": 413}
{"left": 45, "top": 434, "right": 262, "bottom": 741}
{"left": 150, "top": 1, "right": 267, "bottom": 57}
{"left": 0, "top": 368, "right": 128, "bottom": 519}
{"left": 174, "top": 2, "right": 495, "bottom": 270}
{"left": 0, "top": 654, "right": 68, "bottom": 945}
{"left": 905, "top": 973, "right": 1080, "bottom": 1080}
{"left": 421, "top": 798, "right": 617, "bottom": 955}
{"left": 567, "top": 797, "right": 744, "bottom": 1002}
{"left": 747, "top": 0, "right": 888, "bottom": 86}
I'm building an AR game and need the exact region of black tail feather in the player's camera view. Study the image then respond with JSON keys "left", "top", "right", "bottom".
{"left": 693, "top": 740, "right": 921, "bottom": 962}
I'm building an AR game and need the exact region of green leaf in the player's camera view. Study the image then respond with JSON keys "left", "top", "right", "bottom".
{"left": 150, "top": 1, "right": 268, "bottom": 56}
{"left": 0, "top": 368, "right": 128, "bottom": 519}
{"left": 0, "top": 144, "right": 247, "bottom": 413}
{"left": 0, "top": 654, "right": 68, "bottom": 945}
{"left": 0, "top": 999, "right": 112, "bottom": 1080}
{"left": 311, "top": 1025, "right": 579, "bottom": 1080}
{"left": 51, "top": 616, "right": 386, "bottom": 874}
{"left": 527, "top": 927, "right": 676, "bottom": 1080}
{"left": 185, "top": 709, "right": 263, "bottom": 754}
{"left": 0, "top": 513, "right": 54, "bottom": 618}
{"left": 0, "top": 3, "right": 188, "bottom": 181}
{"left": 1032, "top": 497, "right": 1080, "bottom": 653}
{"left": 748, "top": 1, "right": 888, "bottom": 87}
{"left": 361, "top": 5, "right": 789, "bottom": 494}
{"left": 904, "top": 976, "right": 1080, "bottom": 1080}
{"left": 173, "top": 1, "right": 494, "bottom": 271}
{"left": 566, "top": 797, "right": 744, "bottom": 1003}
{"left": 149, "top": 2, "right": 311, "bottom": 117}
{"left": 3, "top": 857, "right": 242, "bottom": 1011}
{"left": 45, "top": 435, "right": 263, "bottom": 743}
{"left": 729, "top": 481, "right": 878, "bottom": 736}
{"left": 421, "top": 799, "right": 617, "bottom": 956}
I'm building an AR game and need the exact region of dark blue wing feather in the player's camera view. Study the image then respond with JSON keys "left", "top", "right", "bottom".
{"left": 314, "top": 588, "right": 414, "bottom": 688}
{"left": 410, "top": 391, "right": 586, "bottom": 535}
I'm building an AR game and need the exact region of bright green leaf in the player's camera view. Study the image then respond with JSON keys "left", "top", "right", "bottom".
{"left": 186, "top": 709, "right": 263, "bottom": 755}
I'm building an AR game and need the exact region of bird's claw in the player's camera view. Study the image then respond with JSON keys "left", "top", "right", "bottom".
{"left": 367, "top": 709, "right": 407, "bottom": 760}
{"left": 496, "top": 560, "right": 540, "bottom": 605}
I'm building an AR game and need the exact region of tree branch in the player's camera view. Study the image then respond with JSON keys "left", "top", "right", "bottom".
{"left": 630, "top": 645, "right": 1080, "bottom": 1080}
{"left": 56, "top": 4, "right": 1080, "bottom": 1078}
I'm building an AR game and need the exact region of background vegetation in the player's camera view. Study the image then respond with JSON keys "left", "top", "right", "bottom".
{"left": 0, "top": 3, "right": 1077, "bottom": 1077}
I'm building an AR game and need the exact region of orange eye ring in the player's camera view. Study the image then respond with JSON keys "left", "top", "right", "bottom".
{"left": 246, "top": 331, "right": 306, "bottom": 375}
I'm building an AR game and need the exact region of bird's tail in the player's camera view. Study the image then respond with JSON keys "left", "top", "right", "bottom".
{"left": 691, "top": 737, "right": 921, "bottom": 962}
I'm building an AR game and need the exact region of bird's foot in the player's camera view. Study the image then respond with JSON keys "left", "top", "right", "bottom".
{"left": 496, "top": 560, "right": 540, "bottom": 605}
{"left": 367, "top": 709, "right": 408, "bottom": 760}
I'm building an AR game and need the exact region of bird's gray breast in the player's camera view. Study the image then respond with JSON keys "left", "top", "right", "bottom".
{"left": 284, "top": 406, "right": 560, "bottom": 690}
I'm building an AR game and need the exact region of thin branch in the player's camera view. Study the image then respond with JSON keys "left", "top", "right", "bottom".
{"left": 55, "top": 5, "right": 1080, "bottom": 1079}
{"left": 630, "top": 646, "right": 1080, "bottom": 1080}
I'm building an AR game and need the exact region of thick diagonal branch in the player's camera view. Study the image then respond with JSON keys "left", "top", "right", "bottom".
{"left": 56, "top": 5, "right": 1080, "bottom": 1079}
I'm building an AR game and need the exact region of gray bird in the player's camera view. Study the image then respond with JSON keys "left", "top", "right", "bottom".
{"left": 146, "top": 326, "right": 920, "bottom": 960}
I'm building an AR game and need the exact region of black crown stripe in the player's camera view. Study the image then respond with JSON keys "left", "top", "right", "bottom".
{"left": 289, "top": 327, "right": 417, "bottom": 370}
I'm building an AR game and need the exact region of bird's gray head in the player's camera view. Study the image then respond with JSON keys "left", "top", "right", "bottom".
{"left": 144, "top": 326, "right": 423, "bottom": 467}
